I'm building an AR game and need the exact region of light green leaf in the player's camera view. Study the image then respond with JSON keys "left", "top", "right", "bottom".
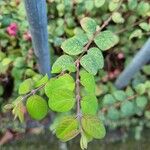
{"left": 109, "top": 1, "right": 119, "bottom": 11}
{"left": 56, "top": 116, "right": 79, "bottom": 142}
{"left": 135, "top": 83, "right": 146, "bottom": 95}
{"left": 80, "top": 47, "right": 104, "bottom": 75}
{"left": 48, "top": 89, "right": 75, "bottom": 112}
{"left": 80, "top": 17, "right": 97, "bottom": 33}
{"left": 112, "top": 12, "right": 124, "bottom": 24}
{"left": 142, "top": 65, "right": 150, "bottom": 75}
{"left": 137, "top": 2, "right": 150, "bottom": 16}
{"left": 113, "top": 90, "right": 127, "bottom": 101}
{"left": 81, "top": 95, "right": 98, "bottom": 115}
{"left": 139, "top": 23, "right": 150, "bottom": 32}
{"left": 12, "top": 97, "right": 24, "bottom": 123}
{"left": 80, "top": 70, "right": 95, "bottom": 94}
{"left": 81, "top": 115, "right": 106, "bottom": 139}
{"left": 129, "top": 29, "right": 143, "bottom": 40}
{"left": 26, "top": 95, "right": 48, "bottom": 120}
{"left": 94, "top": 0, "right": 105, "bottom": 8}
{"left": 51, "top": 55, "right": 76, "bottom": 73}
{"left": 18, "top": 78, "right": 33, "bottom": 95}
{"left": 136, "top": 96, "right": 148, "bottom": 109}
{"left": 45, "top": 74, "right": 75, "bottom": 98}
{"left": 35, "top": 74, "right": 49, "bottom": 88}
{"left": 80, "top": 132, "right": 88, "bottom": 150}
{"left": 61, "top": 37, "right": 83, "bottom": 55}
{"left": 94, "top": 30, "right": 119, "bottom": 51}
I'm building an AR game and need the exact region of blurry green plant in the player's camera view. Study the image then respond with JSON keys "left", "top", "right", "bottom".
{"left": 1, "top": 0, "right": 150, "bottom": 149}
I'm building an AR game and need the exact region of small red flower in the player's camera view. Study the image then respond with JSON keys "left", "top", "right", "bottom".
{"left": 6, "top": 23, "right": 18, "bottom": 36}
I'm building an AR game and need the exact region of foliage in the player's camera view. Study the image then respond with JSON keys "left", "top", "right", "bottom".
{"left": 1, "top": 0, "right": 150, "bottom": 149}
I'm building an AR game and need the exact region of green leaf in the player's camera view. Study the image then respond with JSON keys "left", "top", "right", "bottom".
{"left": 109, "top": 1, "right": 119, "bottom": 11}
{"left": 12, "top": 97, "right": 24, "bottom": 123}
{"left": 55, "top": 116, "right": 79, "bottom": 142}
{"left": 102, "top": 94, "right": 116, "bottom": 106}
{"left": 80, "top": 70, "right": 95, "bottom": 94}
{"left": 136, "top": 96, "right": 148, "bottom": 109}
{"left": 74, "top": 33, "right": 89, "bottom": 45}
{"left": 45, "top": 74, "right": 75, "bottom": 112}
{"left": 48, "top": 89, "right": 75, "bottom": 112}
{"left": 139, "top": 23, "right": 150, "bottom": 32}
{"left": 94, "top": 0, "right": 105, "bottom": 8}
{"left": 128, "top": 0, "right": 137, "bottom": 10}
{"left": 94, "top": 30, "right": 119, "bottom": 51}
{"left": 113, "top": 90, "right": 127, "bottom": 101}
{"left": 81, "top": 95, "right": 98, "bottom": 115}
{"left": 0, "top": 85, "right": 4, "bottom": 96}
{"left": 121, "top": 101, "right": 135, "bottom": 116}
{"left": 51, "top": 55, "right": 76, "bottom": 73}
{"left": 26, "top": 95, "right": 48, "bottom": 120}
{"left": 112, "top": 12, "right": 124, "bottom": 24}
{"left": 135, "top": 83, "right": 146, "bottom": 95}
{"left": 35, "top": 74, "right": 49, "bottom": 88}
{"left": 81, "top": 115, "right": 106, "bottom": 139}
{"left": 142, "top": 65, "right": 150, "bottom": 75}
{"left": 80, "top": 17, "right": 97, "bottom": 33}
{"left": 129, "top": 29, "right": 142, "bottom": 40}
{"left": 80, "top": 47, "right": 104, "bottom": 75}
{"left": 61, "top": 37, "right": 83, "bottom": 55}
{"left": 107, "top": 107, "right": 120, "bottom": 120}
{"left": 45, "top": 74, "right": 75, "bottom": 98}
{"left": 137, "top": 2, "right": 150, "bottom": 17}
{"left": 18, "top": 78, "right": 33, "bottom": 95}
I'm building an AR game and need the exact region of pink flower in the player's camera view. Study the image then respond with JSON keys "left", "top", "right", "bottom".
{"left": 23, "top": 31, "right": 32, "bottom": 41}
{"left": 6, "top": 23, "right": 18, "bottom": 36}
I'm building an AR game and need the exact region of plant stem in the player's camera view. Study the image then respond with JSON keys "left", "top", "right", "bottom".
{"left": 76, "top": 60, "right": 81, "bottom": 119}
{"left": 21, "top": 84, "right": 45, "bottom": 102}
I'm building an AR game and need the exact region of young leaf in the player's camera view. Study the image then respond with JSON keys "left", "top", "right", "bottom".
{"left": 61, "top": 37, "right": 83, "bottom": 55}
{"left": 139, "top": 23, "right": 150, "bottom": 32}
{"left": 94, "top": 0, "right": 105, "bottom": 8}
{"left": 80, "top": 70, "right": 95, "bottom": 94}
{"left": 12, "top": 97, "right": 25, "bottom": 123}
{"left": 80, "top": 17, "right": 97, "bottom": 33}
{"left": 81, "top": 115, "right": 106, "bottom": 139}
{"left": 48, "top": 89, "right": 75, "bottom": 112}
{"left": 35, "top": 74, "right": 49, "bottom": 88}
{"left": 129, "top": 29, "right": 142, "bottom": 40}
{"left": 18, "top": 78, "right": 33, "bottom": 95}
{"left": 26, "top": 95, "right": 48, "bottom": 120}
{"left": 94, "top": 30, "right": 119, "bottom": 51}
{"left": 74, "top": 33, "right": 89, "bottom": 45}
{"left": 112, "top": 12, "right": 124, "bottom": 24}
{"left": 45, "top": 74, "right": 75, "bottom": 98}
{"left": 51, "top": 55, "right": 76, "bottom": 73}
{"left": 80, "top": 47, "right": 104, "bottom": 75}
{"left": 80, "top": 132, "right": 88, "bottom": 150}
{"left": 55, "top": 116, "right": 79, "bottom": 142}
{"left": 81, "top": 95, "right": 98, "bottom": 115}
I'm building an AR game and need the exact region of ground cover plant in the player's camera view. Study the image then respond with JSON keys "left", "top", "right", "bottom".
{"left": 0, "top": 0, "right": 150, "bottom": 149}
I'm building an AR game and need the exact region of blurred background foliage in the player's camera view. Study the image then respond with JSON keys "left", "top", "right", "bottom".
{"left": 0, "top": 0, "right": 150, "bottom": 142}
